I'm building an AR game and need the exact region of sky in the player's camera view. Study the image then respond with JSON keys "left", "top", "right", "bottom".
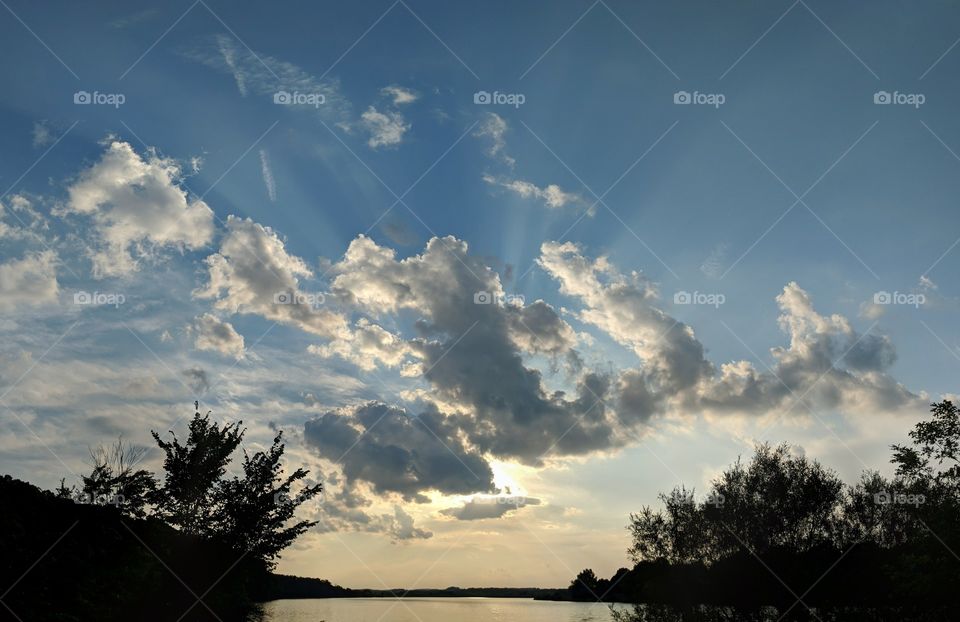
{"left": 1, "top": 0, "right": 959, "bottom": 589}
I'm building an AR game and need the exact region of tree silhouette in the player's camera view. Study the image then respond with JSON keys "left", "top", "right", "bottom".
{"left": 147, "top": 402, "right": 322, "bottom": 566}
{"left": 151, "top": 402, "right": 244, "bottom": 537}
{"left": 569, "top": 568, "right": 600, "bottom": 600}
{"left": 580, "top": 400, "right": 960, "bottom": 619}
{"left": 628, "top": 443, "right": 843, "bottom": 565}
{"left": 214, "top": 430, "right": 322, "bottom": 566}
{"left": 75, "top": 437, "right": 156, "bottom": 518}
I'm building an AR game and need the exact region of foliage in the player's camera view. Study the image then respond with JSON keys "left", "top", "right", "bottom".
{"left": 78, "top": 437, "right": 157, "bottom": 519}
{"left": 150, "top": 403, "right": 245, "bottom": 536}
{"left": 215, "top": 431, "right": 322, "bottom": 565}
{"left": 568, "top": 400, "right": 960, "bottom": 619}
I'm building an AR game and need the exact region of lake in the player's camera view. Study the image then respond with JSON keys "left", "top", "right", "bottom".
{"left": 256, "top": 597, "right": 618, "bottom": 621}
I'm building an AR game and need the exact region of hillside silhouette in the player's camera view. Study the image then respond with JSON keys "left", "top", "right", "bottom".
{"left": 1, "top": 403, "right": 322, "bottom": 621}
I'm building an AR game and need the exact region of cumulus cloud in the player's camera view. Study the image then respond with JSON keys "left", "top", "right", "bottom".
{"left": 441, "top": 495, "right": 541, "bottom": 520}
{"left": 539, "top": 241, "right": 710, "bottom": 396}
{"left": 308, "top": 319, "right": 413, "bottom": 371}
{"left": 381, "top": 85, "right": 419, "bottom": 105}
{"left": 483, "top": 175, "right": 588, "bottom": 210}
{"left": 326, "top": 235, "right": 618, "bottom": 463}
{"left": 295, "top": 235, "right": 922, "bottom": 511}
{"left": 385, "top": 505, "right": 432, "bottom": 540}
{"left": 304, "top": 402, "right": 495, "bottom": 501}
{"left": 194, "top": 216, "right": 347, "bottom": 338}
{"left": 360, "top": 106, "right": 410, "bottom": 149}
{"left": 64, "top": 141, "right": 215, "bottom": 278}
{"left": 191, "top": 313, "right": 245, "bottom": 359}
{"left": 0, "top": 251, "right": 59, "bottom": 312}
{"left": 539, "top": 241, "right": 920, "bottom": 419}
{"left": 307, "top": 473, "right": 431, "bottom": 540}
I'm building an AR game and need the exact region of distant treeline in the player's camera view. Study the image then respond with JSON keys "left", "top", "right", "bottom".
{"left": 550, "top": 400, "right": 960, "bottom": 621}
{"left": 269, "top": 574, "right": 559, "bottom": 599}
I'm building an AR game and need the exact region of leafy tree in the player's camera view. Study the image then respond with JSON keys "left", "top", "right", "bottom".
{"left": 214, "top": 431, "right": 322, "bottom": 566}
{"left": 79, "top": 438, "right": 156, "bottom": 518}
{"left": 892, "top": 400, "right": 960, "bottom": 490}
{"left": 151, "top": 402, "right": 244, "bottom": 536}
{"left": 628, "top": 486, "right": 713, "bottom": 564}
{"left": 627, "top": 444, "right": 843, "bottom": 565}
{"left": 707, "top": 443, "right": 843, "bottom": 556}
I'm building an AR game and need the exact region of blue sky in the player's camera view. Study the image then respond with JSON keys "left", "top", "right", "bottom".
{"left": 1, "top": 0, "right": 959, "bottom": 587}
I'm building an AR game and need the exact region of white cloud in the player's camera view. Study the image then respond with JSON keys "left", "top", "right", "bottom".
{"left": 483, "top": 175, "right": 588, "bottom": 210}
{"left": 384, "top": 505, "right": 432, "bottom": 540}
{"left": 259, "top": 149, "right": 277, "bottom": 202}
{"left": 538, "top": 241, "right": 921, "bottom": 420}
{"left": 191, "top": 313, "right": 245, "bottom": 359}
{"left": 473, "top": 112, "right": 514, "bottom": 167}
{"left": 216, "top": 33, "right": 248, "bottom": 96}
{"left": 64, "top": 141, "right": 215, "bottom": 278}
{"left": 307, "top": 318, "right": 413, "bottom": 371}
{"left": 32, "top": 121, "right": 53, "bottom": 148}
{"left": 360, "top": 106, "right": 410, "bottom": 149}
{"left": 0, "top": 251, "right": 59, "bottom": 312}
{"left": 187, "top": 35, "right": 351, "bottom": 124}
{"left": 381, "top": 85, "right": 419, "bottom": 105}
{"left": 0, "top": 195, "right": 48, "bottom": 241}
{"left": 195, "top": 216, "right": 348, "bottom": 338}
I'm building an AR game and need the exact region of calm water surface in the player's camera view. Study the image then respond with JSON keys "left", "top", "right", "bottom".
{"left": 257, "top": 597, "right": 618, "bottom": 621}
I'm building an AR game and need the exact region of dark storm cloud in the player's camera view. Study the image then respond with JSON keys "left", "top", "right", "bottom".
{"left": 303, "top": 402, "right": 495, "bottom": 501}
